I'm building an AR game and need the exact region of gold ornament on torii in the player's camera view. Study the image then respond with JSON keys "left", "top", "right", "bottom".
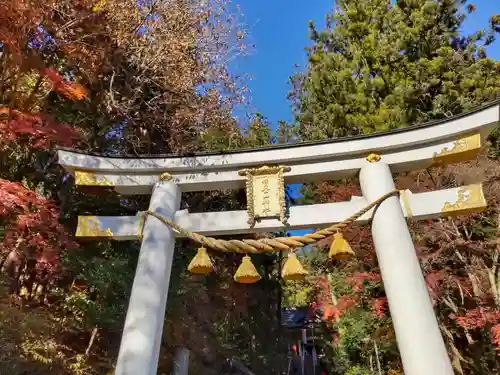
{"left": 238, "top": 165, "right": 291, "bottom": 227}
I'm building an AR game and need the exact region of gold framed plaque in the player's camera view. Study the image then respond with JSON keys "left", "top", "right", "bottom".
{"left": 238, "top": 165, "right": 291, "bottom": 227}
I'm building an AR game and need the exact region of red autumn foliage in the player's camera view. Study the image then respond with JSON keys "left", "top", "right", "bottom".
{"left": 0, "top": 179, "right": 77, "bottom": 264}
{"left": 492, "top": 324, "right": 500, "bottom": 351}
{"left": 0, "top": 107, "right": 81, "bottom": 148}
{"left": 0, "top": 0, "right": 99, "bottom": 64}
{"left": 322, "top": 295, "right": 359, "bottom": 323}
{"left": 371, "top": 297, "right": 387, "bottom": 318}
{"left": 311, "top": 273, "right": 381, "bottom": 323}
{"left": 449, "top": 308, "right": 500, "bottom": 330}
{"left": 314, "top": 181, "right": 361, "bottom": 203}
{"left": 312, "top": 276, "right": 331, "bottom": 306}
{"left": 40, "top": 68, "right": 88, "bottom": 101}
{"left": 424, "top": 269, "right": 448, "bottom": 304}
{"left": 311, "top": 271, "right": 388, "bottom": 322}
{"left": 449, "top": 308, "right": 500, "bottom": 351}
{"left": 0, "top": 0, "right": 89, "bottom": 148}
{"left": 345, "top": 272, "right": 381, "bottom": 292}
{"left": 310, "top": 276, "right": 339, "bottom": 321}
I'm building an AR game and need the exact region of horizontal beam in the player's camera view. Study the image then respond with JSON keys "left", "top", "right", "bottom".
{"left": 75, "top": 184, "right": 486, "bottom": 240}
{"left": 58, "top": 103, "right": 498, "bottom": 178}
{"left": 73, "top": 133, "right": 486, "bottom": 194}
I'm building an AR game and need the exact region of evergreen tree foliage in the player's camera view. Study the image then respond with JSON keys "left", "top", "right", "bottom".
{"left": 291, "top": 0, "right": 500, "bottom": 139}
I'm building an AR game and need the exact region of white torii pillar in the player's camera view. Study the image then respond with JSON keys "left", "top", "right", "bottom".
{"left": 114, "top": 177, "right": 181, "bottom": 375}
{"left": 359, "top": 161, "right": 454, "bottom": 375}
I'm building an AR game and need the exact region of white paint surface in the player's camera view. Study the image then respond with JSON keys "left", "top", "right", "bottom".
{"left": 114, "top": 180, "right": 181, "bottom": 375}
{"left": 67, "top": 139, "right": 487, "bottom": 194}
{"left": 78, "top": 185, "right": 485, "bottom": 240}
{"left": 58, "top": 104, "right": 498, "bottom": 180}
{"left": 359, "top": 162, "right": 454, "bottom": 375}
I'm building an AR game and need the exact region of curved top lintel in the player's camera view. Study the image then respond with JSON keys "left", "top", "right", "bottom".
{"left": 57, "top": 101, "right": 500, "bottom": 174}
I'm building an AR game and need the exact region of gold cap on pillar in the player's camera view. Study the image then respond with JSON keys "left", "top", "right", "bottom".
{"left": 328, "top": 232, "right": 355, "bottom": 260}
{"left": 187, "top": 247, "right": 214, "bottom": 275}
{"left": 281, "top": 252, "right": 308, "bottom": 281}
{"left": 234, "top": 255, "right": 261, "bottom": 284}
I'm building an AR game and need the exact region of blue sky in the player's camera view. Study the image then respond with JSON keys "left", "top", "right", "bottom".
{"left": 234, "top": 0, "right": 500, "bottom": 126}
{"left": 231, "top": 0, "right": 500, "bottom": 235}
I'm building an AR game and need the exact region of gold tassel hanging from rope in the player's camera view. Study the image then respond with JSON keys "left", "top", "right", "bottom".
{"left": 328, "top": 232, "right": 355, "bottom": 260}
{"left": 282, "top": 252, "right": 308, "bottom": 281}
{"left": 187, "top": 247, "right": 214, "bottom": 275}
{"left": 234, "top": 255, "right": 261, "bottom": 284}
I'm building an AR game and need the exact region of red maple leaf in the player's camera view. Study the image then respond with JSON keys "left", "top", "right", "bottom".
{"left": 0, "top": 179, "right": 78, "bottom": 272}
{"left": 0, "top": 107, "right": 82, "bottom": 148}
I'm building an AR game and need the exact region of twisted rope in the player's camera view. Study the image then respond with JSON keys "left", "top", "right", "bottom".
{"left": 138, "top": 189, "right": 400, "bottom": 254}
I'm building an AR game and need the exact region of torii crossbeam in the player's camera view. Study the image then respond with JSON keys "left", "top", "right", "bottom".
{"left": 57, "top": 101, "right": 500, "bottom": 375}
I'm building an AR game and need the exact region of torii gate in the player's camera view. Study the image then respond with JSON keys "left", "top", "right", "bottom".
{"left": 57, "top": 101, "right": 500, "bottom": 375}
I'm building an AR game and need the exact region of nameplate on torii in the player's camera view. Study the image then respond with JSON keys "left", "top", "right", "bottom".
{"left": 238, "top": 165, "right": 290, "bottom": 227}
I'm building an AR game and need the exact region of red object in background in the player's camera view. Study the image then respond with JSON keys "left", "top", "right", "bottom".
{"left": 292, "top": 345, "right": 297, "bottom": 353}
